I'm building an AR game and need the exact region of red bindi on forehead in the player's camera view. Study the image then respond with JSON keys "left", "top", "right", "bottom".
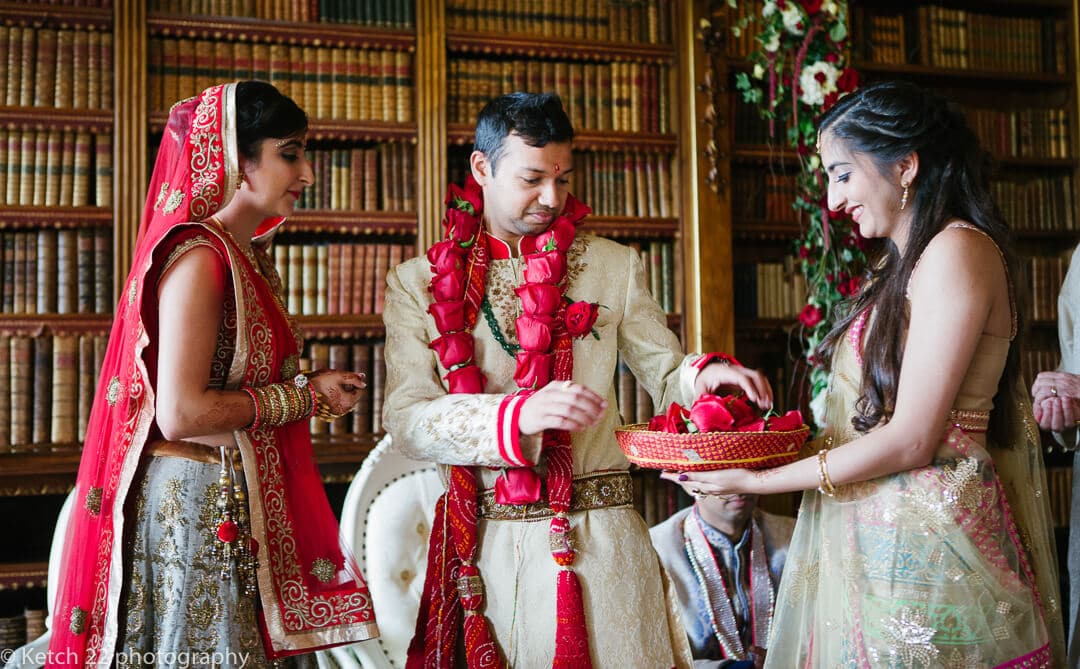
{"left": 553, "top": 162, "right": 561, "bottom": 174}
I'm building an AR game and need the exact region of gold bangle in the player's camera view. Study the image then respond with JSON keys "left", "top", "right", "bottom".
{"left": 816, "top": 449, "right": 837, "bottom": 497}
{"left": 313, "top": 391, "right": 352, "bottom": 422}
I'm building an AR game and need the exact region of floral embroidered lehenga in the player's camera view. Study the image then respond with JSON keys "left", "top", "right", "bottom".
{"left": 766, "top": 303, "right": 1066, "bottom": 666}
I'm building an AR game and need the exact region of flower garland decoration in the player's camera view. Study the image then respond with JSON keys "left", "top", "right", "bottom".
{"left": 730, "top": 0, "right": 864, "bottom": 425}
{"left": 418, "top": 174, "right": 599, "bottom": 667}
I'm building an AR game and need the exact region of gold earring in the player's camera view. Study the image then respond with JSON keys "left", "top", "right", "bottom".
{"left": 899, "top": 182, "right": 910, "bottom": 210}
{"left": 236, "top": 174, "right": 244, "bottom": 191}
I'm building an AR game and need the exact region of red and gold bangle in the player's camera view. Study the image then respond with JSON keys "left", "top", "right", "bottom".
{"left": 241, "top": 386, "right": 261, "bottom": 430}
{"left": 242, "top": 374, "right": 315, "bottom": 430}
{"left": 692, "top": 352, "right": 742, "bottom": 369}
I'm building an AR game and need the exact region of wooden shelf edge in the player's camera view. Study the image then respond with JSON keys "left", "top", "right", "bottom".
{"left": 0, "top": 2, "right": 111, "bottom": 29}
{"left": 854, "top": 61, "right": 1072, "bottom": 86}
{"left": 0, "top": 314, "right": 113, "bottom": 336}
{"left": 584, "top": 216, "right": 679, "bottom": 238}
{"left": 284, "top": 210, "right": 417, "bottom": 235}
{"left": 147, "top": 13, "right": 415, "bottom": 50}
{"left": 732, "top": 144, "right": 801, "bottom": 165}
{"left": 448, "top": 124, "right": 677, "bottom": 151}
{"left": 295, "top": 315, "right": 385, "bottom": 338}
{"left": 446, "top": 30, "right": 674, "bottom": 62}
{"left": 0, "top": 207, "right": 113, "bottom": 229}
{"left": 148, "top": 114, "right": 417, "bottom": 142}
{"left": 0, "top": 107, "right": 113, "bottom": 132}
{"left": 734, "top": 220, "right": 801, "bottom": 240}
{"left": 0, "top": 561, "right": 49, "bottom": 591}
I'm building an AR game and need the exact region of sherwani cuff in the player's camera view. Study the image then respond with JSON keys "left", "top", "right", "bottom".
{"left": 497, "top": 391, "right": 539, "bottom": 466}
{"left": 681, "top": 352, "right": 741, "bottom": 400}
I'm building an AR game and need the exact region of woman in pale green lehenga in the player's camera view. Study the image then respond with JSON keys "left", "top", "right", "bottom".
{"left": 666, "top": 81, "right": 1066, "bottom": 666}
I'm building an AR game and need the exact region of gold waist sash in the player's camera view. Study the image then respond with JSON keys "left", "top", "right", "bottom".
{"left": 146, "top": 439, "right": 241, "bottom": 468}
{"left": 478, "top": 470, "right": 634, "bottom": 522}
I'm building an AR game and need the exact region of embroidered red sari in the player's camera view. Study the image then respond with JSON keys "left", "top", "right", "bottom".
{"left": 46, "top": 83, "right": 377, "bottom": 667}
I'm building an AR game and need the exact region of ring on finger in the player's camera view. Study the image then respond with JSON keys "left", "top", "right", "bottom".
{"left": 1051, "top": 385, "right": 1059, "bottom": 397}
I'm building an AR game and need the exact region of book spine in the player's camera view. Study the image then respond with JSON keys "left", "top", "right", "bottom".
{"left": 32, "top": 337, "right": 52, "bottom": 445}
{"left": 35, "top": 29, "right": 58, "bottom": 108}
{"left": 52, "top": 335, "right": 78, "bottom": 444}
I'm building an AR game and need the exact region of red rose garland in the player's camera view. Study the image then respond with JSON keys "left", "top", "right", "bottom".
{"left": 410, "top": 175, "right": 597, "bottom": 669}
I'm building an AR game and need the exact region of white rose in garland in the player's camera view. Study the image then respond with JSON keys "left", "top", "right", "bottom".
{"left": 799, "top": 61, "right": 839, "bottom": 106}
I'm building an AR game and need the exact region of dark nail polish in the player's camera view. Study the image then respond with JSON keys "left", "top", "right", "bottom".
{"left": 678, "top": 474, "right": 688, "bottom": 481}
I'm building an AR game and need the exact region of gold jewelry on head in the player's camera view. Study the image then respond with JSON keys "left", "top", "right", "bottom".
{"left": 899, "top": 181, "right": 910, "bottom": 210}
{"left": 274, "top": 138, "right": 293, "bottom": 149}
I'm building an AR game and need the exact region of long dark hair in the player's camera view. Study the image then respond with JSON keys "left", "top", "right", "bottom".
{"left": 815, "top": 80, "right": 1020, "bottom": 438}
{"left": 235, "top": 80, "right": 308, "bottom": 161}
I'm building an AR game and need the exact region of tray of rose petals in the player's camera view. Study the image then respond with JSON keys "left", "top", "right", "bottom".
{"left": 615, "top": 393, "right": 809, "bottom": 471}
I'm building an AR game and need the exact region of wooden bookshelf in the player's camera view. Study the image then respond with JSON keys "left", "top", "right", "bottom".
{"left": 0, "top": 207, "right": 113, "bottom": 229}
{"left": 0, "top": 561, "right": 48, "bottom": 591}
{"left": 447, "top": 124, "right": 679, "bottom": 152}
{"left": 146, "top": 13, "right": 416, "bottom": 50}
{"left": 0, "top": 1, "right": 111, "bottom": 29}
{"left": 446, "top": 30, "right": 675, "bottom": 63}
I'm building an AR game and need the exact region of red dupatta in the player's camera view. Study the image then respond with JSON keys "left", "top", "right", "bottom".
{"left": 47, "top": 83, "right": 376, "bottom": 667}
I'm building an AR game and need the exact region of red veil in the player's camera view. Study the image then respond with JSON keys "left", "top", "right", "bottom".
{"left": 46, "top": 83, "right": 377, "bottom": 667}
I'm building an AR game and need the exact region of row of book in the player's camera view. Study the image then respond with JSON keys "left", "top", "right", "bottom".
{"left": 625, "top": 240, "right": 677, "bottom": 315}
{"left": 1, "top": 26, "right": 114, "bottom": 111}
{"left": 303, "top": 340, "right": 386, "bottom": 437}
{"left": 0, "top": 334, "right": 107, "bottom": 449}
{"left": 0, "top": 609, "right": 44, "bottom": 657}
{"left": 269, "top": 240, "right": 415, "bottom": 316}
{"left": 446, "top": 0, "right": 672, "bottom": 45}
{"left": 0, "top": 229, "right": 112, "bottom": 316}
{"left": 992, "top": 176, "right": 1076, "bottom": 233}
{"left": 734, "top": 260, "right": 810, "bottom": 321}
{"left": 732, "top": 96, "right": 773, "bottom": 146}
{"left": 966, "top": 107, "right": 1071, "bottom": 161}
{"left": 860, "top": 9, "right": 1069, "bottom": 74}
{"left": 149, "top": 0, "right": 415, "bottom": 27}
{"left": 294, "top": 143, "right": 416, "bottom": 213}
{"left": 615, "top": 353, "right": 656, "bottom": 426}
{"left": 1046, "top": 467, "right": 1074, "bottom": 529}
{"left": 733, "top": 172, "right": 800, "bottom": 223}
{"left": 449, "top": 58, "right": 670, "bottom": 135}
{"left": 1023, "top": 254, "right": 1071, "bottom": 324}
{"left": 148, "top": 39, "right": 414, "bottom": 123}
{"left": 1021, "top": 348, "right": 1062, "bottom": 392}
{"left": 0, "top": 130, "right": 111, "bottom": 209}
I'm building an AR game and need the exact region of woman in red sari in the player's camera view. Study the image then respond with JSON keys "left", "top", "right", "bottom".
{"left": 46, "top": 81, "right": 378, "bottom": 668}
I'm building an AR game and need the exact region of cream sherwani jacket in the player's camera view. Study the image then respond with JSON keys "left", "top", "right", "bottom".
{"left": 383, "top": 232, "right": 696, "bottom": 668}
{"left": 1055, "top": 243, "right": 1080, "bottom": 666}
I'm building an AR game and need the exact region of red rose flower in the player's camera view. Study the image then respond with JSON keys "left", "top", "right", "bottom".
{"left": 825, "top": 51, "right": 839, "bottom": 63}
{"left": 724, "top": 395, "right": 757, "bottom": 428}
{"left": 523, "top": 250, "right": 567, "bottom": 284}
{"left": 767, "top": 410, "right": 804, "bottom": 432}
{"left": 514, "top": 351, "right": 554, "bottom": 389}
{"left": 431, "top": 270, "right": 465, "bottom": 302}
{"left": 798, "top": 304, "right": 824, "bottom": 328}
{"left": 516, "top": 283, "right": 563, "bottom": 316}
{"left": 565, "top": 301, "right": 599, "bottom": 339}
{"left": 445, "top": 176, "right": 484, "bottom": 216}
{"left": 429, "top": 331, "right": 474, "bottom": 368}
{"left": 515, "top": 314, "right": 555, "bottom": 352}
{"left": 837, "top": 67, "right": 859, "bottom": 93}
{"left": 798, "top": 245, "right": 811, "bottom": 258}
{"left": 445, "top": 207, "right": 480, "bottom": 245}
{"left": 426, "top": 239, "right": 466, "bottom": 274}
{"left": 738, "top": 418, "right": 767, "bottom": 433}
{"left": 428, "top": 301, "right": 466, "bottom": 333}
{"left": 536, "top": 218, "right": 577, "bottom": 253}
{"left": 445, "top": 364, "right": 486, "bottom": 393}
{"left": 823, "top": 92, "right": 840, "bottom": 111}
{"left": 662, "top": 402, "right": 691, "bottom": 433}
{"left": 688, "top": 395, "right": 734, "bottom": 432}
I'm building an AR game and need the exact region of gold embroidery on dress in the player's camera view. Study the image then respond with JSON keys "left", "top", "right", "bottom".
{"left": 871, "top": 606, "right": 939, "bottom": 665}
{"left": 940, "top": 457, "right": 992, "bottom": 514}
{"left": 107, "top": 376, "right": 123, "bottom": 406}
{"left": 944, "top": 647, "right": 983, "bottom": 669}
{"left": 782, "top": 559, "right": 819, "bottom": 607}
{"left": 479, "top": 471, "right": 633, "bottom": 521}
{"left": 163, "top": 189, "right": 185, "bottom": 214}
{"left": 886, "top": 485, "right": 949, "bottom": 534}
{"left": 84, "top": 486, "right": 103, "bottom": 514}
{"left": 154, "top": 182, "right": 169, "bottom": 210}
{"left": 70, "top": 606, "right": 87, "bottom": 634}
{"left": 310, "top": 558, "right": 336, "bottom": 583}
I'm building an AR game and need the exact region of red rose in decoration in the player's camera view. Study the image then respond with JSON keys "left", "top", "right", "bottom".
{"left": 431, "top": 270, "right": 465, "bottom": 302}
{"left": 798, "top": 0, "right": 822, "bottom": 13}
{"left": 559, "top": 194, "right": 591, "bottom": 226}
{"left": 767, "top": 410, "right": 804, "bottom": 432}
{"left": 430, "top": 331, "right": 475, "bottom": 368}
{"left": 823, "top": 92, "right": 840, "bottom": 111}
{"left": 799, "top": 304, "right": 824, "bottom": 328}
{"left": 516, "top": 283, "right": 563, "bottom": 316}
{"left": 536, "top": 218, "right": 577, "bottom": 253}
{"left": 515, "top": 314, "right": 555, "bottom": 352}
{"left": 688, "top": 395, "right": 734, "bottom": 432}
{"left": 445, "top": 364, "right": 486, "bottom": 393}
{"left": 427, "top": 239, "right": 466, "bottom": 274}
{"left": 428, "top": 301, "right": 466, "bottom": 333}
{"left": 444, "top": 176, "right": 484, "bottom": 216}
{"left": 738, "top": 418, "right": 767, "bottom": 433}
{"left": 837, "top": 67, "right": 859, "bottom": 93}
{"left": 565, "top": 301, "right": 599, "bottom": 339}
{"left": 798, "top": 245, "right": 811, "bottom": 258}
{"left": 523, "top": 250, "right": 567, "bottom": 284}
{"left": 514, "top": 351, "right": 554, "bottom": 389}
{"left": 445, "top": 207, "right": 480, "bottom": 245}
{"left": 658, "top": 402, "right": 692, "bottom": 433}
{"left": 217, "top": 520, "right": 238, "bottom": 543}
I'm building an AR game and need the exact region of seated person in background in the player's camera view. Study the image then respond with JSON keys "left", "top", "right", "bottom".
{"left": 650, "top": 486, "right": 794, "bottom": 669}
